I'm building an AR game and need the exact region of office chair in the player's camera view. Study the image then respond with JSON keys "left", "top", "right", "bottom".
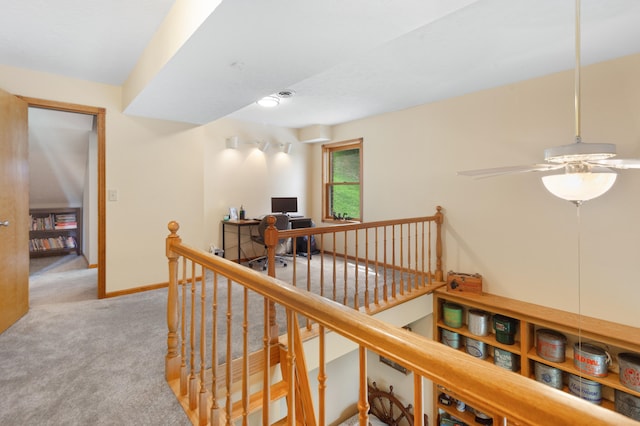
{"left": 247, "top": 214, "right": 290, "bottom": 271}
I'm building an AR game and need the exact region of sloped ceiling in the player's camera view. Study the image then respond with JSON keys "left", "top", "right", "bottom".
{"left": 3, "top": 1, "right": 640, "bottom": 207}
{"left": 28, "top": 108, "right": 93, "bottom": 207}
{"left": 2, "top": 1, "right": 640, "bottom": 129}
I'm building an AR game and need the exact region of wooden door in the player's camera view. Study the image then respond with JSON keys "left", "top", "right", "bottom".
{"left": 0, "top": 88, "right": 29, "bottom": 333}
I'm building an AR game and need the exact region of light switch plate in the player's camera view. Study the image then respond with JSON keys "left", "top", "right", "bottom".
{"left": 108, "top": 189, "right": 118, "bottom": 201}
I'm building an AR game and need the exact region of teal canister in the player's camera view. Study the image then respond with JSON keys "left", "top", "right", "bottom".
{"left": 441, "top": 329, "right": 461, "bottom": 349}
{"left": 442, "top": 303, "right": 463, "bottom": 328}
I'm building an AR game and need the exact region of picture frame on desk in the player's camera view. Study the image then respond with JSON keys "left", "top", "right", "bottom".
{"left": 229, "top": 207, "right": 238, "bottom": 220}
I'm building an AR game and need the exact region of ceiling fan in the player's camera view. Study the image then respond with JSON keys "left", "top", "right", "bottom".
{"left": 458, "top": 0, "right": 640, "bottom": 204}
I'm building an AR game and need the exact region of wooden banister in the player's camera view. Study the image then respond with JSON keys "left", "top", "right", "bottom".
{"left": 164, "top": 206, "right": 634, "bottom": 426}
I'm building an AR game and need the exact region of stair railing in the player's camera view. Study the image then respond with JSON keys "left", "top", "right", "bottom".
{"left": 165, "top": 215, "right": 634, "bottom": 426}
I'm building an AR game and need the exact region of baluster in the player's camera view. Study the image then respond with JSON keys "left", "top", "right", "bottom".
{"left": 364, "top": 228, "right": 370, "bottom": 310}
{"left": 306, "top": 232, "right": 313, "bottom": 330}
{"left": 413, "top": 222, "right": 420, "bottom": 288}
{"left": 353, "top": 229, "right": 359, "bottom": 309}
{"left": 383, "top": 226, "right": 388, "bottom": 302}
{"left": 343, "top": 230, "right": 348, "bottom": 306}
{"left": 286, "top": 309, "right": 296, "bottom": 425}
{"left": 399, "top": 223, "right": 405, "bottom": 296}
{"left": 427, "top": 221, "right": 432, "bottom": 285}
{"left": 242, "top": 287, "right": 249, "bottom": 424}
{"left": 180, "top": 257, "right": 188, "bottom": 396}
{"left": 319, "top": 234, "right": 325, "bottom": 299}
{"left": 332, "top": 233, "right": 337, "bottom": 301}
{"left": 317, "top": 325, "right": 326, "bottom": 426}
{"left": 189, "top": 262, "right": 197, "bottom": 410}
{"left": 211, "top": 272, "right": 220, "bottom": 426}
{"left": 199, "top": 265, "right": 208, "bottom": 425}
{"left": 357, "top": 346, "right": 369, "bottom": 425}
{"left": 225, "top": 277, "right": 232, "bottom": 421}
{"left": 262, "top": 297, "right": 271, "bottom": 426}
{"left": 435, "top": 205, "right": 444, "bottom": 281}
{"left": 374, "top": 227, "right": 379, "bottom": 305}
{"left": 392, "top": 225, "right": 397, "bottom": 298}
{"left": 413, "top": 373, "right": 424, "bottom": 426}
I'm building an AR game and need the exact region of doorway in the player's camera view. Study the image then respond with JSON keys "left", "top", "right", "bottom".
{"left": 21, "top": 96, "right": 106, "bottom": 298}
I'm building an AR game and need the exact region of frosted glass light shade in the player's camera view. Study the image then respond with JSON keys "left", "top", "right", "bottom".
{"left": 542, "top": 171, "right": 617, "bottom": 204}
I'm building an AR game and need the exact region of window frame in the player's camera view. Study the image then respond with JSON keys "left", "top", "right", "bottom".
{"left": 322, "top": 138, "right": 363, "bottom": 222}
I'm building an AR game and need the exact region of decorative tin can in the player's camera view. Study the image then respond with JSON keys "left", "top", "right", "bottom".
{"left": 493, "top": 314, "right": 518, "bottom": 345}
{"left": 615, "top": 389, "right": 640, "bottom": 421}
{"left": 536, "top": 329, "right": 566, "bottom": 363}
{"left": 534, "top": 361, "right": 563, "bottom": 389}
{"left": 568, "top": 374, "right": 602, "bottom": 404}
{"left": 619, "top": 352, "right": 640, "bottom": 392}
{"left": 494, "top": 347, "right": 520, "bottom": 372}
{"left": 468, "top": 309, "right": 490, "bottom": 337}
{"left": 573, "top": 342, "right": 610, "bottom": 377}
{"left": 466, "top": 337, "right": 488, "bottom": 359}
{"left": 443, "top": 303, "right": 463, "bottom": 328}
{"left": 441, "top": 329, "right": 461, "bottom": 349}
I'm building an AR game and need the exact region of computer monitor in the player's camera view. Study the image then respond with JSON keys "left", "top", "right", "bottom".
{"left": 271, "top": 197, "right": 298, "bottom": 215}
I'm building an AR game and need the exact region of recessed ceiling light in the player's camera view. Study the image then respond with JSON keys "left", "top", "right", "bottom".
{"left": 256, "top": 96, "right": 279, "bottom": 108}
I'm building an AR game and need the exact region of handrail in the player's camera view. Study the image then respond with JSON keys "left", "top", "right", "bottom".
{"left": 263, "top": 208, "right": 444, "bottom": 318}
{"left": 165, "top": 221, "right": 634, "bottom": 426}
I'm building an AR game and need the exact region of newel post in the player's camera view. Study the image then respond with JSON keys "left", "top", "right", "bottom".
{"left": 434, "top": 206, "right": 444, "bottom": 282}
{"left": 166, "top": 221, "right": 182, "bottom": 381}
{"left": 263, "top": 215, "right": 280, "bottom": 343}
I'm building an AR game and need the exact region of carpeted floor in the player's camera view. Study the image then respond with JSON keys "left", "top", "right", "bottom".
{"left": 0, "top": 255, "right": 190, "bottom": 426}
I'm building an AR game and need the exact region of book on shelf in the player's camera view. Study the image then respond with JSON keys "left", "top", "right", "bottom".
{"left": 29, "top": 236, "right": 77, "bottom": 252}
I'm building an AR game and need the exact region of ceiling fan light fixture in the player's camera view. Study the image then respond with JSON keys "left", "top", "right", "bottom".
{"left": 541, "top": 169, "right": 617, "bottom": 205}
{"left": 544, "top": 141, "right": 617, "bottom": 164}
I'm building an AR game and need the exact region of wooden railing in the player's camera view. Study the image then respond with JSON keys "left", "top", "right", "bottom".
{"left": 272, "top": 208, "right": 444, "bottom": 314}
{"left": 165, "top": 211, "right": 635, "bottom": 426}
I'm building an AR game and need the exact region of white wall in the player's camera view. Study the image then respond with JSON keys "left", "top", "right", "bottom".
{"left": 201, "top": 119, "right": 310, "bottom": 255}
{"left": 314, "top": 53, "right": 640, "bottom": 328}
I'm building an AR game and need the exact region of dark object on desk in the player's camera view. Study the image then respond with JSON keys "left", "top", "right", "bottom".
{"left": 291, "top": 218, "right": 318, "bottom": 255}
{"left": 247, "top": 214, "right": 290, "bottom": 271}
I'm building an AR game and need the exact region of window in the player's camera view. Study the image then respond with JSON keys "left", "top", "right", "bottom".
{"left": 322, "top": 138, "right": 362, "bottom": 221}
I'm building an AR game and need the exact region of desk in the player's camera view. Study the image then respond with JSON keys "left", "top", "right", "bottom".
{"left": 221, "top": 219, "right": 259, "bottom": 263}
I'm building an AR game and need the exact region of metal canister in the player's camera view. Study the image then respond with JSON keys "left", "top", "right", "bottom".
{"left": 466, "top": 337, "right": 488, "bottom": 359}
{"left": 468, "top": 309, "right": 490, "bottom": 337}
{"left": 534, "top": 361, "right": 563, "bottom": 389}
{"left": 494, "top": 347, "right": 520, "bottom": 372}
{"left": 568, "top": 374, "right": 602, "bottom": 404}
{"left": 536, "top": 329, "right": 566, "bottom": 363}
{"left": 615, "top": 389, "right": 640, "bottom": 421}
{"left": 619, "top": 352, "right": 640, "bottom": 392}
{"left": 442, "top": 303, "right": 463, "bottom": 328}
{"left": 441, "top": 329, "right": 461, "bottom": 349}
{"left": 573, "top": 342, "right": 610, "bottom": 377}
{"left": 493, "top": 314, "right": 518, "bottom": 345}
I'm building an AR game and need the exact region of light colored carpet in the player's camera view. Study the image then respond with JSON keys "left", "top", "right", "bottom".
{"left": 0, "top": 256, "right": 190, "bottom": 426}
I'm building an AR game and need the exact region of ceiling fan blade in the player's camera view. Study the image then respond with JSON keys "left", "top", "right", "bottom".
{"left": 588, "top": 158, "right": 640, "bottom": 169}
{"left": 458, "top": 164, "right": 564, "bottom": 179}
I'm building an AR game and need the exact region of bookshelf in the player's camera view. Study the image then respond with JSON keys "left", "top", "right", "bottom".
{"left": 29, "top": 208, "right": 82, "bottom": 257}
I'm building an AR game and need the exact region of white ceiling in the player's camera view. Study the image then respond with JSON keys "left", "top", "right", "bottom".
{"left": 3, "top": 0, "right": 640, "bottom": 129}
{"left": 4, "top": 0, "right": 640, "bottom": 206}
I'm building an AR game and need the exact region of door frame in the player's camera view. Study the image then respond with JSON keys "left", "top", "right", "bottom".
{"left": 20, "top": 97, "right": 107, "bottom": 298}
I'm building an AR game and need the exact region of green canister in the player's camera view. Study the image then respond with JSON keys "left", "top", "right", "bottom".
{"left": 443, "top": 303, "right": 463, "bottom": 328}
{"left": 493, "top": 314, "right": 518, "bottom": 345}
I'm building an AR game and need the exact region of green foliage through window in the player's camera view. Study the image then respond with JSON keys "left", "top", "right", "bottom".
{"left": 323, "top": 140, "right": 362, "bottom": 221}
